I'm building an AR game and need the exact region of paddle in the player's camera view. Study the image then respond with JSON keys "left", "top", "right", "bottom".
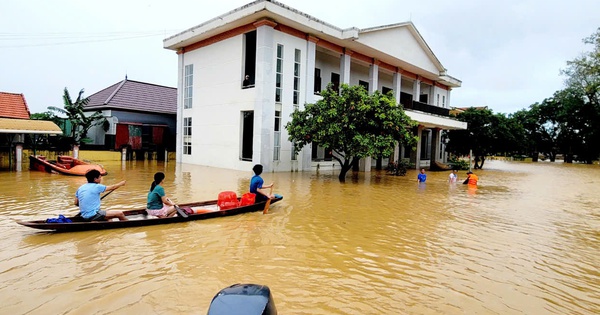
{"left": 100, "top": 189, "right": 114, "bottom": 200}
{"left": 175, "top": 205, "right": 188, "bottom": 218}
{"left": 263, "top": 185, "right": 274, "bottom": 215}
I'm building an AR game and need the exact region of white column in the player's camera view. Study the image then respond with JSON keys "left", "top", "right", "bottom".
{"left": 359, "top": 60, "right": 380, "bottom": 173}
{"left": 431, "top": 128, "right": 440, "bottom": 163}
{"left": 412, "top": 77, "right": 421, "bottom": 101}
{"left": 302, "top": 36, "right": 318, "bottom": 171}
{"left": 415, "top": 125, "right": 423, "bottom": 170}
{"left": 15, "top": 143, "right": 23, "bottom": 171}
{"left": 340, "top": 49, "right": 351, "bottom": 85}
{"left": 253, "top": 20, "right": 277, "bottom": 172}
{"left": 369, "top": 61, "right": 379, "bottom": 94}
{"left": 176, "top": 49, "right": 184, "bottom": 163}
{"left": 447, "top": 87, "right": 452, "bottom": 108}
{"left": 393, "top": 71, "right": 402, "bottom": 105}
{"left": 121, "top": 147, "right": 127, "bottom": 161}
{"left": 73, "top": 144, "right": 79, "bottom": 159}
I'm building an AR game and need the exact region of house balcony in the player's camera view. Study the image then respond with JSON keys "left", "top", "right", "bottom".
{"left": 403, "top": 100, "right": 450, "bottom": 117}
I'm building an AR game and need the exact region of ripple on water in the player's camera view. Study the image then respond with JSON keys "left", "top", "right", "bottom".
{"left": 1, "top": 160, "right": 599, "bottom": 314}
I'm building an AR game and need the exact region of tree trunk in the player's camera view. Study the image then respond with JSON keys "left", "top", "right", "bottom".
{"left": 338, "top": 157, "right": 359, "bottom": 182}
{"left": 565, "top": 154, "right": 573, "bottom": 163}
{"left": 338, "top": 165, "right": 351, "bottom": 182}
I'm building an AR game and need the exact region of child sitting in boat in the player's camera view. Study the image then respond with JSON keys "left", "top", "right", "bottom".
{"left": 250, "top": 164, "right": 275, "bottom": 203}
{"left": 146, "top": 172, "right": 178, "bottom": 218}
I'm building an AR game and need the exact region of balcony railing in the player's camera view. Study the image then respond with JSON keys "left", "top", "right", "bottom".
{"left": 402, "top": 100, "right": 450, "bottom": 117}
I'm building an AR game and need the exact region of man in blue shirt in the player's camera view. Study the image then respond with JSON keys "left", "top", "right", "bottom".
{"left": 250, "top": 164, "right": 274, "bottom": 203}
{"left": 75, "top": 169, "right": 127, "bottom": 221}
{"left": 417, "top": 168, "right": 427, "bottom": 183}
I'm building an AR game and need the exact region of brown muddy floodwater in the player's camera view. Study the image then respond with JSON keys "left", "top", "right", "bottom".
{"left": 0, "top": 160, "right": 599, "bottom": 314}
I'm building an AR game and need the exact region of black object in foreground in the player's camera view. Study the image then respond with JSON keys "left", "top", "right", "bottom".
{"left": 207, "top": 283, "right": 277, "bottom": 315}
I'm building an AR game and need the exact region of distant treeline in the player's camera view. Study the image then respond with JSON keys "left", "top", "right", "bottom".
{"left": 445, "top": 28, "right": 600, "bottom": 167}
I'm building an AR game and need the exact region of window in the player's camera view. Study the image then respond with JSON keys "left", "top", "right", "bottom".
{"left": 273, "top": 110, "right": 281, "bottom": 161}
{"left": 437, "top": 94, "right": 440, "bottom": 106}
{"left": 276, "top": 44, "right": 283, "bottom": 103}
{"left": 241, "top": 111, "right": 254, "bottom": 161}
{"left": 400, "top": 92, "right": 413, "bottom": 108}
{"left": 314, "top": 68, "right": 322, "bottom": 94}
{"left": 331, "top": 72, "right": 340, "bottom": 92}
{"left": 419, "top": 94, "right": 428, "bottom": 104}
{"left": 184, "top": 64, "right": 193, "bottom": 109}
{"left": 243, "top": 31, "right": 256, "bottom": 88}
{"left": 382, "top": 86, "right": 392, "bottom": 95}
{"left": 293, "top": 49, "right": 301, "bottom": 108}
{"left": 359, "top": 80, "right": 369, "bottom": 91}
{"left": 442, "top": 95, "right": 446, "bottom": 108}
{"left": 183, "top": 117, "right": 192, "bottom": 155}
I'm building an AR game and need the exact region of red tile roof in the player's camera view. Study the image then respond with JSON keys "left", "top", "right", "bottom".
{"left": 0, "top": 92, "right": 31, "bottom": 119}
{"left": 86, "top": 79, "right": 176, "bottom": 114}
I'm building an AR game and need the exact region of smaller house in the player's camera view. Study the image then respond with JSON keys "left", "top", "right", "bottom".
{"left": 84, "top": 78, "right": 177, "bottom": 160}
{"left": 0, "top": 92, "right": 62, "bottom": 170}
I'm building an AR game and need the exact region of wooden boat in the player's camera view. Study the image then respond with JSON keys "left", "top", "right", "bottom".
{"left": 29, "top": 155, "right": 108, "bottom": 176}
{"left": 17, "top": 196, "right": 283, "bottom": 232}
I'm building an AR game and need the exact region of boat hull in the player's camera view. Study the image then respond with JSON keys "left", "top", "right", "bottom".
{"left": 29, "top": 155, "right": 108, "bottom": 176}
{"left": 17, "top": 196, "right": 283, "bottom": 232}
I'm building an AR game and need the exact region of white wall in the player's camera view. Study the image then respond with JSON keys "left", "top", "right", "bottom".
{"left": 180, "top": 29, "right": 319, "bottom": 172}
{"left": 378, "top": 71, "right": 394, "bottom": 94}
{"left": 315, "top": 50, "right": 340, "bottom": 91}
{"left": 357, "top": 27, "right": 440, "bottom": 75}
{"left": 182, "top": 35, "right": 255, "bottom": 169}
{"left": 349, "top": 62, "right": 370, "bottom": 87}
{"left": 271, "top": 29, "right": 309, "bottom": 172}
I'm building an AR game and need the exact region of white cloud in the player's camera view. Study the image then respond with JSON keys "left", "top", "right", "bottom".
{"left": 1, "top": 0, "right": 598, "bottom": 114}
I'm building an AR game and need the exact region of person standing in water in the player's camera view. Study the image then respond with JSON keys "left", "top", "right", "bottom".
{"left": 448, "top": 170, "right": 458, "bottom": 183}
{"left": 417, "top": 168, "right": 427, "bottom": 183}
{"left": 463, "top": 171, "right": 478, "bottom": 186}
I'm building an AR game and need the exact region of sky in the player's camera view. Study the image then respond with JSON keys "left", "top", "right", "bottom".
{"left": 1, "top": 0, "right": 599, "bottom": 115}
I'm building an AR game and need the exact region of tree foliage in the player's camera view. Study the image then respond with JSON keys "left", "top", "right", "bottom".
{"left": 445, "top": 108, "right": 496, "bottom": 168}
{"left": 446, "top": 28, "right": 600, "bottom": 165}
{"left": 47, "top": 88, "right": 106, "bottom": 145}
{"left": 286, "top": 84, "right": 417, "bottom": 181}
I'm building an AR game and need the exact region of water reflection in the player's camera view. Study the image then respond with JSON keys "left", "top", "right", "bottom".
{"left": 0, "top": 160, "right": 599, "bottom": 314}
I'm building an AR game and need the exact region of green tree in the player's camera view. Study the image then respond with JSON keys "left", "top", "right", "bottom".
{"left": 559, "top": 28, "right": 600, "bottom": 163}
{"left": 48, "top": 88, "right": 106, "bottom": 145}
{"left": 561, "top": 28, "right": 600, "bottom": 110}
{"left": 446, "top": 108, "right": 496, "bottom": 169}
{"left": 286, "top": 84, "right": 417, "bottom": 182}
{"left": 509, "top": 109, "right": 539, "bottom": 159}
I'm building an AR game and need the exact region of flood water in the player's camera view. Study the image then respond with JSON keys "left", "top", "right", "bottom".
{"left": 0, "top": 160, "right": 599, "bottom": 314}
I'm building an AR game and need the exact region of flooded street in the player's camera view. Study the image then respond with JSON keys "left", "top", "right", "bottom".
{"left": 1, "top": 160, "right": 599, "bottom": 314}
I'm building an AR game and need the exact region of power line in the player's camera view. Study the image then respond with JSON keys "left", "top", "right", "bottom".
{"left": 0, "top": 30, "right": 180, "bottom": 48}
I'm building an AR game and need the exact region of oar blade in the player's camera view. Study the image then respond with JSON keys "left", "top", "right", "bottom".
{"left": 262, "top": 198, "right": 271, "bottom": 215}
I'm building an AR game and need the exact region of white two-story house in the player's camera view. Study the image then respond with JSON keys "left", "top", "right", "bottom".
{"left": 163, "top": 0, "right": 467, "bottom": 172}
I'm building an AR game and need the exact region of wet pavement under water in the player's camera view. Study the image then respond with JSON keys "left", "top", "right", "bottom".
{"left": 0, "top": 160, "right": 599, "bottom": 314}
